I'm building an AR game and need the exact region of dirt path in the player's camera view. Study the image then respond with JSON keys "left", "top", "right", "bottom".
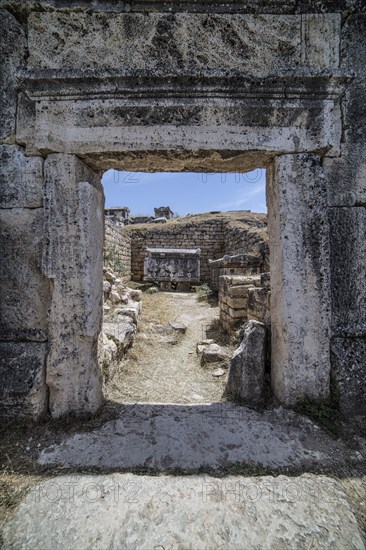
{"left": 106, "top": 292, "right": 235, "bottom": 403}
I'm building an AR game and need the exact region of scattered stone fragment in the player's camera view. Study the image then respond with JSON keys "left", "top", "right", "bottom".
{"left": 104, "top": 270, "right": 116, "bottom": 283}
{"left": 150, "top": 323, "right": 173, "bottom": 334}
{"left": 161, "top": 337, "right": 178, "bottom": 346}
{"left": 227, "top": 320, "right": 267, "bottom": 406}
{"left": 109, "top": 290, "right": 121, "bottom": 305}
{"left": 169, "top": 321, "right": 187, "bottom": 334}
{"left": 146, "top": 286, "right": 159, "bottom": 294}
{"left": 196, "top": 339, "right": 214, "bottom": 354}
{"left": 113, "top": 307, "right": 139, "bottom": 325}
{"left": 129, "top": 289, "right": 142, "bottom": 302}
{"left": 212, "top": 368, "right": 226, "bottom": 377}
{"left": 103, "top": 280, "right": 111, "bottom": 294}
{"left": 119, "top": 294, "right": 129, "bottom": 304}
{"left": 201, "top": 343, "right": 230, "bottom": 367}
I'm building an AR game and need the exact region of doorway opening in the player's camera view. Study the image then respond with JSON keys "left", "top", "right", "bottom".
{"left": 99, "top": 168, "right": 270, "bottom": 406}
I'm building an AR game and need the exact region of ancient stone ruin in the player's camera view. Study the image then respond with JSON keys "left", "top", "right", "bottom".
{"left": 144, "top": 247, "right": 201, "bottom": 290}
{"left": 154, "top": 206, "right": 174, "bottom": 220}
{"left": 0, "top": 1, "right": 365, "bottom": 423}
{"left": 105, "top": 206, "right": 130, "bottom": 226}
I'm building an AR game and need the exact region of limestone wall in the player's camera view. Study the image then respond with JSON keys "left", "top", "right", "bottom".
{"left": 0, "top": 145, "right": 51, "bottom": 420}
{"left": 323, "top": 14, "right": 366, "bottom": 416}
{"left": 223, "top": 223, "right": 270, "bottom": 273}
{"left": 219, "top": 274, "right": 271, "bottom": 333}
{"left": 130, "top": 219, "right": 225, "bottom": 283}
{"left": 127, "top": 212, "right": 268, "bottom": 284}
{"left": 105, "top": 219, "right": 132, "bottom": 284}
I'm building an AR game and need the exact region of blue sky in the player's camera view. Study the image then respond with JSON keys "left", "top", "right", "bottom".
{"left": 102, "top": 169, "right": 267, "bottom": 216}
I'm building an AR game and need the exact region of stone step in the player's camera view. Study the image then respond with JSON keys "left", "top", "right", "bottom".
{"left": 2, "top": 473, "right": 364, "bottom": 550}
{"left": 37, "top": 403, "right": 355, "bottom": 473}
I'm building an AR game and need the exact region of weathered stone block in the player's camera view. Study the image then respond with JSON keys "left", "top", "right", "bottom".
{"left": 228, "top": 286, "right": 250, "bottom": 298}
{"left": 221, "top": 302, "right": 229, "bottom": 314}
{"left": 226, "top": 297, "right": 248, "bottom": 309}
{"left": 331, "top": 337, "right": 366, "bottom": 417}
{"left": 129, "top": 289, "right": 142, "bottom": 302}
{"left": 0, "top": 342, "right": 48, "bottom": 420}
{"left": 324, "top": 15, "right": 366, "bottom": 205}
{"left": 325, "top": 147, "right": 366, "bottom": 207}
{"left": 43, "top": 154, "right": 104, "bottom": 418}
{"left": 0, "top": 10, "right": 26, "bottom": 141}
{"left": 329, "top": 207, "right": 366, "bottom": 334}
{"left": 267, "top": 154, "right": 331, "bottom": 405}
{"left": 260, "top": 272, "right": 271, "bottom": 288}
{"left": 227, "top": 320, "right": 267, "bottom": 406}
{"left": 228, "top": 308, "right": 247, "bottom": 319}
{"left": 20, "top": 16, "right": 342, "bottom": 160}
{"left": 28, "top": 13, "right": 301, "bottom": 75}
{"left": 247, "top": 287, "right": 271, "bottom": 325}
{"left": 0, "top": 208, "right": 50, "bottom": 341}
{"left": 301, "top": 14, "right": 340, "bottom": 69}
{"left": 340, "top": 14, "right": 366, "bottom": 145}
{"left": 144, "top": 248, "right": 200, "bottom": 283}
{"left": 0, "top": 145, "right": 43, "bottom": 208}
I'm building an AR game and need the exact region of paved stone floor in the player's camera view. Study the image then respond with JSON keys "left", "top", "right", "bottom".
{"left": 38, "top": 403, "right": 354, "bottom": 472}
{"left": 2, "top": 473, "right": 364, "bottom": 549}
{"left": 3, "top": 294, "right": 366, "bottom": 550}
{"left": 2, "top": 403, "right": 365, "bottom": 548}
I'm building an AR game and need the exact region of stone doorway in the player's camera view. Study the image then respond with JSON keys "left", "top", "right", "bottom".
{"left": 2, "top": 7, "right": 354, "bottom": 420}
{"left": 98, "top": 159, "right": 331, "bottom": 414}
{"left": 38, "top": 151, "right": 332, "bottom": 419}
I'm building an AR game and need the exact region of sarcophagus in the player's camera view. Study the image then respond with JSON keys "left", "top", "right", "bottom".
{"left": 144, "top": 248, "right": 201, "bottom": 283}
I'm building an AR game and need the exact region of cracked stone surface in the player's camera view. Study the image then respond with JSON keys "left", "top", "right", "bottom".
{"left": 2, "top": 473, "right": 364, "bottom": 550}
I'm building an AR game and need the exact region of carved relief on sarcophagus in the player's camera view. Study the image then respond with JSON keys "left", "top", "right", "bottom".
{"left": 144, "top": 248, "right": 201, "bottom": 283}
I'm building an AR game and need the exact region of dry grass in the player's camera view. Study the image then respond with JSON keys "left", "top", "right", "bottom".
{"left": 105, "top": 292, "right": 234, "bottom": 404}
{"left": 138, "top": 291, "right": 177, "bottom": 325}
{"left": 127, "top": 210, "right": 268, "bottom": 236}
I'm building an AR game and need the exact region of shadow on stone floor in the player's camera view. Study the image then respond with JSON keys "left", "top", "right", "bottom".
{"left": 36, "top": 401, "right": 362, "bottom": 474}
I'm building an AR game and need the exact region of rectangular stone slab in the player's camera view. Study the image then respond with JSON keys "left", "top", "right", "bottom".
{"left": 144, "top": 247, "right": 201, "bottom": 282}
{"left": 0, "top": 145, "right": 43, "bottom": 208}
{"left": 331, "top": 337, "right": 366, "bottom": 416}
{"left": 28, "top": 13, "right": 302, "bottom": 74}
{"left": 0, "top": 208, "right": 50, "bottom": 341}
{"left": 43, "top": 154, "right": 104, "bottom": 418}
{"left": 0, "top": 341, "right": 47, "bottom": 420}
{"left": 267, "top": 153, "right": 331, "bottom": 404}
{"left": 0, "top": 10, "right": 26, "bottom": 140}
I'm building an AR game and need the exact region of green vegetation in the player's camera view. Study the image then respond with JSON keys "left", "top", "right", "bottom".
{"left": 195, "top": 284, "right": 212, "bottom": 302}
{"left": 104, "top": 243, "right": 128, "bottom": 276}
